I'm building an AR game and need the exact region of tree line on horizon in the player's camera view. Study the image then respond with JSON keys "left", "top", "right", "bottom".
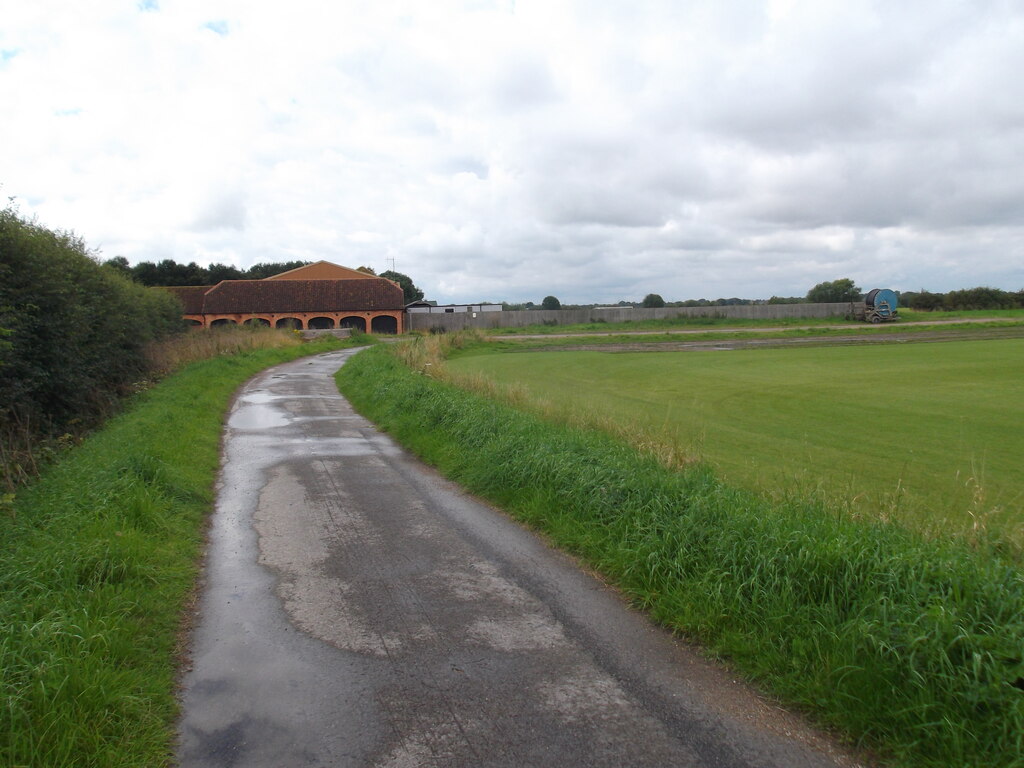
{"left": 104, "top": 257, "right": 425, "bottom": 304}
{"left": 509, "top": 278, "right": 1024, "bottom": 312}
{"left": 103, "top": 255, "right": 315, "bottom": 285}
{"left": 106, "top": 258, "right": 1022, "bottom": 312}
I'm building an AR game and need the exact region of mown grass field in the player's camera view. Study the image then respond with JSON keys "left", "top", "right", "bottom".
{"left": 447, "top": 337, "right": 1024, "bottom": 548}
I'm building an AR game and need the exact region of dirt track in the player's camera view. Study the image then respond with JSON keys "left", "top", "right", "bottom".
{"left": 526, "top": 324, "right": 1024, "bottom": 353}
{"left": 505, "top": 317, "right": 1021, "bottom": 340}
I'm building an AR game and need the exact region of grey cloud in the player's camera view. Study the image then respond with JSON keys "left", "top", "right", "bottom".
{"left": 191, "top": 191, "right": 246, "bottom": 232}
{"left": 489, "top": 53, "right": 559, "bottom": 109}
{"left": 541, "top": 185, "right": 670, "bottom": 228}
{"left": 7, "top": 0, "right": 1024, "bottom": 306}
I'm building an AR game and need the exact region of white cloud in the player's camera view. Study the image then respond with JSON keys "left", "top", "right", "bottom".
{"left": 1, "top": 0, "right": 1022, "bottom": 303}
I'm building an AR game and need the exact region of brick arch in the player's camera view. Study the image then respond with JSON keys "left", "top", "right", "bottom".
{"left": 165, "top": 272, "right": 405, "bottom": 333}
{"left": 339, "top": 316, "right": 366, "bottom": 332}
{"left": 371, "top": 315, "right": 398, "bottom": 334}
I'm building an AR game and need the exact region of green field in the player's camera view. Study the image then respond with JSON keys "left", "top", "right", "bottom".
{"left": 447, "top": 338, "right": 1024, "bottom": 546}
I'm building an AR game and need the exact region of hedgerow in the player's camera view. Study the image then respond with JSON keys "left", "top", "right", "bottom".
{"left": 1, "top": 204, "right": 183, "bottom": 487}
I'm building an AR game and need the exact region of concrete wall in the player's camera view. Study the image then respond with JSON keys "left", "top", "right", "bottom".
{"left": 405, "top": 302, "right": 858, "bottom": 332}
{"left": 300, "top": 328, "right": 353, "bottom": 340}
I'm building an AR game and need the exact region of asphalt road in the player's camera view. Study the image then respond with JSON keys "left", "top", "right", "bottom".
{"left": 176, "top": 348, "right": 863, "bottom": 768}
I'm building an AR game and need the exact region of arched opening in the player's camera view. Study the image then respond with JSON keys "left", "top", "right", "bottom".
{"left": 185, "top": 318, "right": 202, "bottom": 327}
{"left": 211, "top": 318, "right": 237, "bottom": 327}
{"left": 276, "top": 317, "right": 303, "bottom": 330}
{"left": 308, "top": 316, "right": 336, "bottom": 330}
{"left": 338, "top": 316, "right": 366, "bottom": 332}
{"left": 244, "top": 317, "right": 271, "bottom": 327}
{"left": 371, "top": 315, "right": 398, "bottom": 334}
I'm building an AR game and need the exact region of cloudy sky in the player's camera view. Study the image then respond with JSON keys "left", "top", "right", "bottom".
{"left": 2, "top": 1, "right": 1022, "bottom": 303}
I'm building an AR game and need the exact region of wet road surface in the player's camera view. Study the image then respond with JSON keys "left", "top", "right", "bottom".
{"left": 176, "top": 349, "right": 862, "bottom": 768}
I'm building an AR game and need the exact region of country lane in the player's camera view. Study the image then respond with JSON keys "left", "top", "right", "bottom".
{"left": 175, "top": 348, "right": 864, "bottom": 768}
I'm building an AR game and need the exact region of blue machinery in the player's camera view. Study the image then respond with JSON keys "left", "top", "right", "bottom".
{"left": 848, "top": 288, "right": 899, "bottom": 323}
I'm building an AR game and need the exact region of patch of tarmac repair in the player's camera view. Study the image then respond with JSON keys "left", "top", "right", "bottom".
{"left": 465, "top": 614, "right": 570, "bottom": 652}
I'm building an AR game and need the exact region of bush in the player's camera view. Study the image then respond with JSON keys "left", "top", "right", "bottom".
{"left": 904, "top": 290, "right": 944, "bottom": 310}
{"left": 642, "top": 293, "right": 666, "bottom": 308}
{"left": 807, "top": 278, "right": 860, "bottom": 303}
{"left": 942, "top": 286, "right": 1018, "bottom": 311}
{"left": 1, "top": 205, "right": 184, "bottom": 487}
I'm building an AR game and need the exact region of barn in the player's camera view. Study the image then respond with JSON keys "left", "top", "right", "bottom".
{"left": 165, "top": 261, "right": 406, "bottom": 333}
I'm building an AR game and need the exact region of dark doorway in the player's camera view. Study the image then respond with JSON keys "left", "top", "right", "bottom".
{"left": 371, "top": 315, "right": 398, "bottom": 334}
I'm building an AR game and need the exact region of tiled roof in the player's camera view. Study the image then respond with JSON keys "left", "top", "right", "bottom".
{"left": 199, "top": 278, "right": 405, "bottom": 314}
{"left": 162, "top": 286, "right": 212, "bottom": 314}
{"left": 263, "top": 261, "right": 376, "bottom": 280}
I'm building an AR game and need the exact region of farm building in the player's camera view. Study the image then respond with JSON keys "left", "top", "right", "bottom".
{"left": 164, "top": 261, "right": 406, "bottom": 333}
{"left": 406, "top": 301, "right": 502, "bottom": 314}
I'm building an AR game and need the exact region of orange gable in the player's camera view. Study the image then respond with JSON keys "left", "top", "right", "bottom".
{"left": 263, "top": 261, "right": 376, "bottom": 281}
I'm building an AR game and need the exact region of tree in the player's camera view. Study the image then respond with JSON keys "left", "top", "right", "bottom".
{"left": 903, "top": 290, "right": 943, "bottom": 311}
{"left": 356, "top": 266, "right": 377, "bottom": 275}
{"left": 380, "top": 270, "right": 424, "bottom": 304}
{"left": 103, "top": 256, "right": 133, "bottom": 278}
{"left": 207, "top": 263, "right": 244, "bottom": 283}
{"left": 131, "top": 258, "right": 206, "bottom": 286}
{"left": 806, "top": 278, "right": 860, "bottom": 303}
{"left": 642, "top": 293, "right": 665, "bottom": 308}
{"left": 245, "top": 261, "right": 310, "bottom": 280}
{"left": 541, "top": 295, "right": 561, "bottom": 310}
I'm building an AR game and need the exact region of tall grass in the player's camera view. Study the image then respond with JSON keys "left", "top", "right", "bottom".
{"left": 1, "top": 327, "right": 306, "bottom": 493}
{"left": 1, "top": 335, "right": 355, "bottom": 768}
{"left": 144, "top": 324, "right": 304, "bottom": 375}
{"left": 337, "top": 343, "right": 1024, "bottom": 768}
{"left": 394, "top": 333, "right": 699, "bottom": 471}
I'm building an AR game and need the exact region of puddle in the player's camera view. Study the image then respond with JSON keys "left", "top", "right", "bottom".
{"left": 241, "top": 392, "right": 282, "bottom": 405}
{"left": 228, "top": 403, "right": 291, "bottom": 430}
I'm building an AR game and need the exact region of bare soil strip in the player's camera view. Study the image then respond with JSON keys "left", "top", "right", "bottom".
{"left": 533, "top": 325, "right": 1024, "bottom": 353}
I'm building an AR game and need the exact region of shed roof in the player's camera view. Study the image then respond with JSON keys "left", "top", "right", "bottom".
{"left": 163, "top": 285, "right": 211, "bottom": 314}
{"left": 200, "top": 278, "right": 404, "bottom": 314}
{"left": 262, "top": 261, "right": 376, "bottom": 281}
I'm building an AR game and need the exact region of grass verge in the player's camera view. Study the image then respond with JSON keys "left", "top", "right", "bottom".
{"left": 336, "top": 343, "right": 1024, "bottom": 768}
{"left": 0, "top": 334, "right": 359, "bottom": 768}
